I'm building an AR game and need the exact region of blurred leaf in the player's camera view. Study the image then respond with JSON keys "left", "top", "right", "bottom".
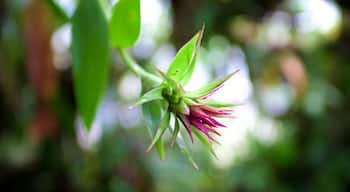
{"left": 171, "top": 117, "right": 180, "bottom": 147}
{"left": 201, "top": 100, "right": 237, "bottom": 108}
{"left": 192, "top": 127, "right": 217, "bottom": 158}
{"left": 167, "top": 27, "right": 204, "bottom": 84}
{"left": 176, "top": 132, "right": 199, "bottom": 170}
{"left": 143, "top": 101, "right": 165, "bottom": 159}
{"left": 46, "top": 0, "right": 70, "bottom": 27}
{"left": 135, "top": 86, "right": 164, "bottom": 106}
{"left": 146, "top": 111, "right": 170, "bottom": 153}
{"left": 155, "top": 68, "right": 177, "bottom": 85}
{"left": 71, "top": 0, "right": 109, "bottom": 129}
{"left": 186, "top": 70, "right": 239, "bottom": 99}
{"left": 109, "top": 0, "right": 140, "bottom": 48}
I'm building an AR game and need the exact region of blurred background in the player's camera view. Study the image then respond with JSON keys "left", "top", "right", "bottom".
{"left": 1, "top": 0, "right": 350, "bottom": 191}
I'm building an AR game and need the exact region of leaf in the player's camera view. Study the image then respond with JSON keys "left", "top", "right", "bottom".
{"left": 46, "top": 0, "right": 70, "bottom": 27}
{"left": 167, "top": 116, "right": 198, "bottom": 169}
{"left": 171, "top": 117, "right": 180, "bottom": 147}
{"left": 155, "top": 68, "right": 178, "bottom": 90}
{"left": 134, "top": 86, "right": 164, "bottom": 106}
{"left": 186, "top": 70, "right": 239, "bottom": 99}
{"left": 180, "top": 25, "right": 204, "bottom": 85}
{"left": 142, "top": 101, "right": 165, "bottom": 159}
{"left": 175, "top": 132, "right": 199, "bottom": 170}
{"left": 167, "top": 26, "right": 204, "bottom": 83}
{"left": 72, "top": 0, "right": 109, "bottom": 129}
{"left": 201, "top": 100, "right": 236, "bottom": 108}
{"left": 192, "top": 126, "right": 217, "bottom": 158}
{"left": 109, "top": 0, "right": 140, "bottom": 48}
{"left": 146, "top": 111, "right": 170, "bottom": 153}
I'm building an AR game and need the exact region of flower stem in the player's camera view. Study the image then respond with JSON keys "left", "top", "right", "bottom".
{"left": 118, "top": 48, "right": 162, "bottom": 85}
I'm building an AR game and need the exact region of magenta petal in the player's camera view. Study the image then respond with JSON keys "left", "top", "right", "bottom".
{"left": 206, "top": 117, "right": 226, "bottom": 128}
{"left": 191, "top": 119, "right": 219, "bottom": 143}
{"left": 207, "top": 126, "right": 221, "bottom": 136}
{"left": 192, "top": 110, "right": 226, "bottom": 128}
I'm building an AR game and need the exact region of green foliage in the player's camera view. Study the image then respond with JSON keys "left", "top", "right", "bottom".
{"left": 174, "top": 132, "right": 199, "bottom": 170}
{"left": 166, "top": 27, "right": 204, "bottom": 84}
{"left": 201, "top": 100, "right": 236, "bottom": 108}
{"left": 143, "top": 101, "right": 165, "bottom": 159}
{"left": 134, "top": 86, "right": 164, "bottom": 106}
{"left": 146, "top": 111, "right": 170, "bottom": 153}
{"left": 186, "top": 70, "right": 239, "bottom": 98}
{"left": 192, "top": 127, "right": 217, "bottom": 158}
{"left": 71, "top": 0, "right": 109, "bottom": 129}
{"left": 46, "top": 0, "right": 70, "bottom": 27}
{"left": 109, "top": 0, "right": 141, "bottom": 48}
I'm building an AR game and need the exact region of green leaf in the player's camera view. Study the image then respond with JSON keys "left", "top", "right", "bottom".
{"left": 186, "top": 70, "right": 239, "bottom": 99}
{"left": 167, "top": 116, "right": 198, "bottom": 169}
{"left": 171, "top": 117, "right": 180, "bottom": 147}
{"left": 167, "top": 26, "right": 204, "bottom": 83}
{"left": 72, "top": 0, "right": 109, "bottom": 129}
{"left": 175, "top": 132, "right": 199, "bottom": 170}
{"left": 192, "top": 126, "right": 217, "bottom": 158}
{"left": 201, "top": 100, "right": 236, "bottom": 108}
{"left": 135, "top": 86, "right": 164, "bottom": 106}
{"left": 142, "top": 101, "right": 165, "bottom": 159}
{"left": 109, "top": 0, "right": 140, "bottom": 48}
{"left": 46, "top": 0, "right": 70, "bottom": 27}
{"left": 155, "top": 68, "right": 178, "bottom": 90}
{"left": 146, "top": 111, "right": 170, "bottom": 153}
{"left": 180, "top": 25, "right": 204, "bottom": 85}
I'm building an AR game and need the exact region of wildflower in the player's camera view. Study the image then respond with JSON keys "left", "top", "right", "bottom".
{"left": 135, "top": 26, "right": 238, "bottom": 167}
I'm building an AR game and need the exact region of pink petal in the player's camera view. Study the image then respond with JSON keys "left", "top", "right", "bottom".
{"left": 191, "top": 119, "right": 219, "bottom": 144}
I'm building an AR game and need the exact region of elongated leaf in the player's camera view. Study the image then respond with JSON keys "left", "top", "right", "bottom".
{"left": 155, "top": 68, "right": 178, "bottom": 90}
{"left": 109, "top": 0, "right": 140, "bottom": 48}
{"left": 72, "top": 0, "right": 109, "bottom": 129}
{"left": 146, "top": 111, "right": 170, "bottom": 152}
{"left": 176, "top": 132, "right": 199, "bottom": 170}
{"left": 171, "top": 117, "right": 180, "bottom": 147}
{"left": 192, "top": 126, "right": 217, "bottom": 158}
{"left": 135, "top": 86, "right": 164, "bottom": 106}
{"left": 201, "top": 100, "right": 236, "bottom": 108}
{"left": 143, "top": 101, "right": 165, "bottom": 159}
{"left": 46, "top": 0, "right": 70, "bottom": 27}
{"left": 167, "top": 27, "right": 204, "bottom": 83}
{"left": 186, "top": 70, "right": 239, "bottom": 99}
{"left": 167, "top": 117, "right": 198, "bottom": 169}
{"left": 180, "top": 25, "right": 204, "bottom": 85}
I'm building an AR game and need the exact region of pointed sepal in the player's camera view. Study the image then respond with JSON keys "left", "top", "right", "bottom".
{"left": 146, "top": 111, "right": 171, "bottom": 152}
{"left": 186, "top": 70, "right": 239, "bottom": 99}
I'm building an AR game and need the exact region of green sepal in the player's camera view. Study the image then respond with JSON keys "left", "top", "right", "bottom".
{"left": 180, "top": 25, "right": 204, "bottom": 85}
{"left": 175, "top": 132, "right": 199, "bottom": 170}
{"left": 135, "top": 86, "right": 164, "bottom": 106}
{"left": 142, "top": 101, "right": 165, "bottom": 160}
{"left": 192, "top": 126, "right": 217, "bottom": 158}
{"left": 155, "top": 69, "right": 178, "bottom": 91}
{"left": 201, "top": 100, "right": 237, "bottom": 108}
{"left": 175, "top": 99, "right": 189, "bottom": 115}
{"left": 146, "top": 111, "right": 171, "bottom": 152}
{"left": 183, "top": 97, "right": 199, "bottom": 105}
{"left": 186, "top": 70, "right": 239, "bottom": 99}
{"left": 171, "top": 117, "right": 180, "bottom": 147}
{"left": 167, "top": 26, "right": 204, "bottom": 84}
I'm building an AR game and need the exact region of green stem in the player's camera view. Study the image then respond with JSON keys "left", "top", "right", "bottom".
{"left": 118, "top": 48, "right": 162, "bottom": 85}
